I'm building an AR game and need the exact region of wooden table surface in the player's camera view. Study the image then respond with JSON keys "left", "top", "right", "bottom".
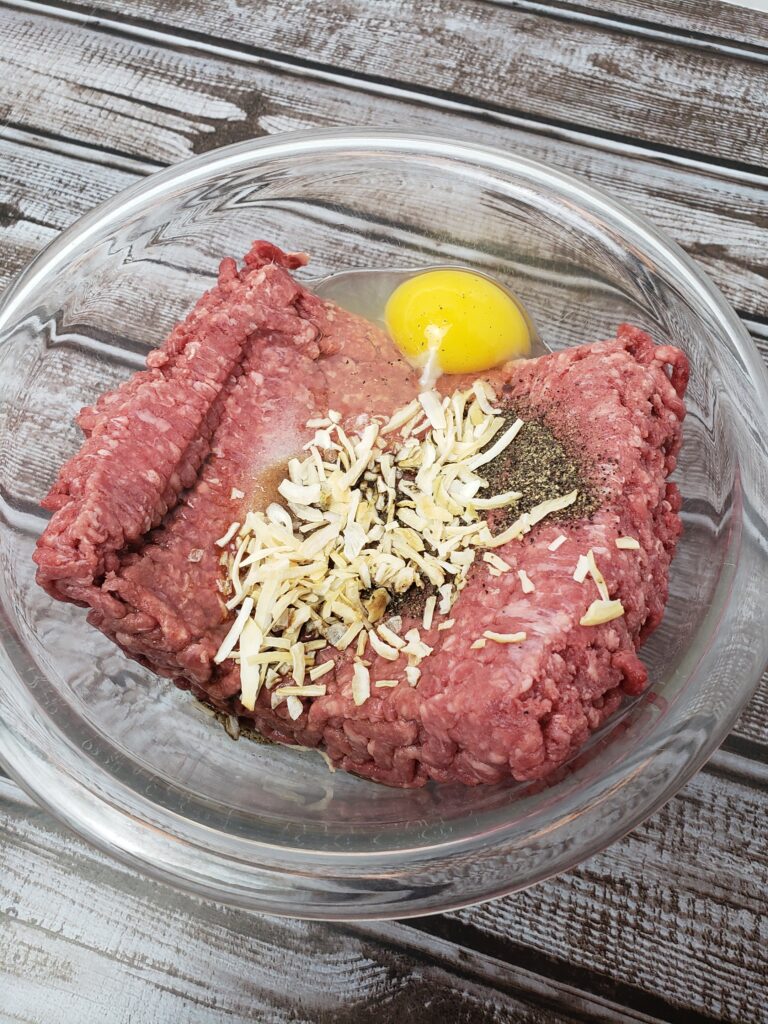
{"left": 1, "top": 2, "right": 767, "bottom": 1021}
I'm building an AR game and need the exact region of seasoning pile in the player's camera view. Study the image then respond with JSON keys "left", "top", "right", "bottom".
{"left": 213, "top": 380, "right": 623, "bottom": 718}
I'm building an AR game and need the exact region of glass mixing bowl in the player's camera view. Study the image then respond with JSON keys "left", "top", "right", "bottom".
{"left": 1, "top": 130, "right": 767, "bottom": 920}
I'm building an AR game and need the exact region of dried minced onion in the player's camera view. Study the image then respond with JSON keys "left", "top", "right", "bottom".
{"left": 518, "top": 569, "right": 535, "bottom": 594}
{"left": 483, "top": 630, "right": 527, "bottom": 644}
{"left": 580, "top": 599, "right": 624, "bottom": 626}
{"left": 573, "top": 554, "right": 590, "bottom": 584}
{"left": 586, "top": 549, "right": 610, "bottom": 602}
{"left": 351, "top": 662, "right": 371, "bottom": 706}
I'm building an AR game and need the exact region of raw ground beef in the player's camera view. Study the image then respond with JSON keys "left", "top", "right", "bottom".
{"left": 34, "top": 241, "right": 689, "bottom": 787}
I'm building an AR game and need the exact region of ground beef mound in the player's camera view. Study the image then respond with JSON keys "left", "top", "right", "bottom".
{"left": 34, "top": 242, "right": 689, "bottom": 788}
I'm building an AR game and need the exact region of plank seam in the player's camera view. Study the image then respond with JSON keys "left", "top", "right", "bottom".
{"left": 480, "top": 0, "right": 768, "bottom": 63}
{"left": 706, "top": 746, "right": 768, "bottom": 788}
{"left": 346, "top": 920, "right": 671, "bottom": 1024}
{"left": 405, "top": 915, "right": 732, "bottom": 1024}
{"left": 0, "top": 121, "right": 163, "bottom": 173}
{"left": 720, "top": 733, "right": 768, "bottom": 765}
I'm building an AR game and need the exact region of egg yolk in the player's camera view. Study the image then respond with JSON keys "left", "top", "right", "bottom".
{"left": 385, "top": 269, "right": 531, "bottom": 378}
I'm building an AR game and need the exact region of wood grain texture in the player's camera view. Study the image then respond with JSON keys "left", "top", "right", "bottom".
{"left": 0, "top": 755, "right": 765, "bottom": 1024}
{"left": 36, "top": 0, "right": 768, "bottom": 167}
{"left": 0, "top": 135, "right": 137, "bottom": 289}
{"left": 433, "top": 759, "right": 768, "bottom": 1024}
{"left": 564, "top": 0, "right": 768, "bottom": 47}
{"left": 0, "top": 776, "right": 670, "bottom": 1024}
{"left": 1, "top": 6, "right": 768, "bottom": 322}
{"left": 732, "top": 668, "right": 768, "bottom": 747}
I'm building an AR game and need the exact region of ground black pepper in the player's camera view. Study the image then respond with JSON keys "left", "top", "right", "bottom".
{"left": 484, "top": 407, "right": 597, "bottom": 524}
{"left": 386, "top": 577, "right": 432, "bottom": 619}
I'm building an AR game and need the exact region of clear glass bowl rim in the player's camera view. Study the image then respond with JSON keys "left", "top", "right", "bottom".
{"left": 1, "top": 128, "right": 767, "bottom": 920}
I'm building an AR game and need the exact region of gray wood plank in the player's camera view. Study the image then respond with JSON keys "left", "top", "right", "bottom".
{"left": 1, "top": 6, "right": 768, "bottom": 322}
{"left": 0, "top": 132, "right": 138, "bottom": 290}
{"left": 0, "top": 776, "right": 666, "bottom": 1024}
{"left": 568, "top": 0, "right": 768, "bottom": 47}
{"left": 32, "top": 0, "right": 768, "bottom": 167}
{"left": 733, "top": 669, "right": 768, "bottom": 747}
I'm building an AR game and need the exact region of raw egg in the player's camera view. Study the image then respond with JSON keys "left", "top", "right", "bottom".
{"left": 385, "top": 269, "right": 531, "bottom": 381}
